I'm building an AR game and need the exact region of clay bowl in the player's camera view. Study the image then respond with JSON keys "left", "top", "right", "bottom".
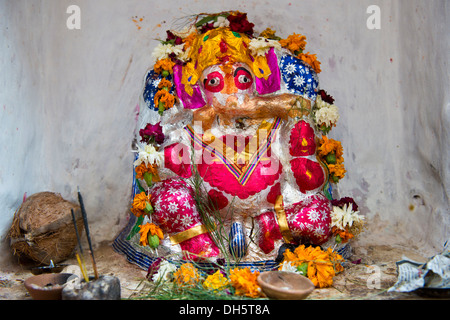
{"left": 257, "top": 271, "right": 315, "bottom": 300}
{"left": 24, "top": 273, "right": 76, "bottom": 300}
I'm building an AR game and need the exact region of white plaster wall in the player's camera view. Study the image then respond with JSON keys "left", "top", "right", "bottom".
{"left": 0, "top": 0, "right": 448, "bottom": 266}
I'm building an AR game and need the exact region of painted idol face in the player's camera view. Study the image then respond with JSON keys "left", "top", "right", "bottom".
{"left": 201, "top": 62, "right": 255, "bottom": 110}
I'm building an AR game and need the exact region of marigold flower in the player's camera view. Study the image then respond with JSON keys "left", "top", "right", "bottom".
{"left": 280, "top": 245, "right": 344, "bottom": 288}
{"left": 203, "top": 270, "right": 230, "bottom": 291}
{"left": 135, "top": 162, "right": 159, "bottom": 180}
{"left": 331, "top": 226, "right": 354, "bottom": 243}
{"left": 328, "top": 163, "right": 346, "bottom": 179}
{"left": 279, "top": 33, "right": 307, "bottom": 53}
{"left": 154, "top": 89, "right": 175, "bottom": 110}
{"left": 298, "top": 52, "right": 321, "bottom": 73}
{"left": 259, "top": 27, "right": 279, "bottom": 39}
{"left": 229, "top": 267, "right": 264, "bottom": 298}
{"left": 138, "top": 222, "right": 163, "bottom": 246}
{"left": 154, "top": 58, "right": 175, "bottom": 75}
{"left": 173, "top": 263, "right": 201, "bottom": 287}
{"left": 318, "top": 135, "right": 344, "bottom": 159}
{"left": 131, "top": 191, "right": 152, "bottom": 217}
{"left": 157, "top": 78, "right": 172, "bottom": 90}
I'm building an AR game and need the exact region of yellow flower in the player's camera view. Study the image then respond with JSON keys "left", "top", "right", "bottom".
{"left": 203, "top": 270, "right": 230, "bottom": 291}
{"left": 173, "top": 263, "right": 201, "bottom": 287}
{"left": 259, "top": 27, "right": 278, "bottom": 39}
{"left": 138, "top": 222, "right": 163, "bottom": 246}
{"left": 229, "top": 267, "right": 264, "bottom": 298}
{"left": 279, "top": 33, "right": 307, "bottom": 53}
{"left": 279, "top": 245, "right": 344, "bottom": 288}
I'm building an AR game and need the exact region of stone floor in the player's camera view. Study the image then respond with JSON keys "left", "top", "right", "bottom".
{"left": 0, "top": 242, "right": 437, "bottom": 300}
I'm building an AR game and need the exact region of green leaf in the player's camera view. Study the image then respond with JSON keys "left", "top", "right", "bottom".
{"left": 195, "top": 15, "right": 216, "bottom": 28}
{"left": 297, "top": 262, "right": 308, "bottom": 275}
{"left": 136, "top": 179, "right": 145, "bottom": 193}
{"left": 126, "top": 216, "right": 145, "bottom": 240}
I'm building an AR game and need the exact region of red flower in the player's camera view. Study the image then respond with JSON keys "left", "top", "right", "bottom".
{"left": 318, "top": 89, "right": 335, "bottom": 104}
{"left": 200, "top": 22, "right": 215, "bottom": 34}
{"left": 139, "top": 122, "right": 165, "bottom": 144}
{"left": 165, "top": 30, "right": 183, "bottom": 45}
{"left": 227, "top": 12, "right": 254, "bottom": 36}
{"left": 331, "top": 197, "right": 359, "bottom": 211}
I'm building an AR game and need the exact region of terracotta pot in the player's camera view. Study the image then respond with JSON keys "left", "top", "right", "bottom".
{"left": 24, "top": 273, "right": 76, "bottom": 300}
{"left": 257, "top": 271, "right": 315, "bottom": 300}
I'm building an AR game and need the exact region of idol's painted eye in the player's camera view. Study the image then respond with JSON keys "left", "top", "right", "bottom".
{"left": 203, "top": 71, "right": 224, "bottom": 92}
{"left": 234, "top": 67, "right": 253, "bottom": 90}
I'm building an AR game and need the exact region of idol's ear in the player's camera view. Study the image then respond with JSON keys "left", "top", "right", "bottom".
{"left": 278, "top": 53, "right": 320, "bottom": 102}
{"left": 173, "top": 64, "right": 206, "bottom": 109}
{"left": 254, "top": 48, "right": 281, "bottom": 95}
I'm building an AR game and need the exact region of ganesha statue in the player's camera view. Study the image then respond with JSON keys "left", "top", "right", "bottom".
{"left": 115, "top": 12, "right": 351, "bottom": 268}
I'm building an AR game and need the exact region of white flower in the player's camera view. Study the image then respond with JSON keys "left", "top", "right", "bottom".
{"left": 152, "top": 260, "right": 177, "bottom": 282}
{"left": 249, "top": 37, "right": 281, "bottom": 56}
{"left": 152, "top": 43, "right": 184, "bottom": 61}
{"left": 279, "top": 261, "right": 298, "bottom": 273}
{"left": 315, "top": 104, "right": 339, "bottom": 127}
{"left": 213, "top": 16, "right": 230, "bottom": 28}
{"left": 279, "top": 261, "right": 306, "bottom": 276}
{"left": 314, "top": 95, "right": 328, "bottom": 109}
{"left": 133, "top": 144, "right": 164, "bottom": 167}
{"left": 330, "top": 204, "right": 364, "bottom": 231}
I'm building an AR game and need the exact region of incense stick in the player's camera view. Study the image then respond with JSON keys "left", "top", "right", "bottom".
{"left": 71, "top": 208, "right": 89, "bottom": 282}
{"left": 77, "top": 186, "right": 99, "bottom": 280}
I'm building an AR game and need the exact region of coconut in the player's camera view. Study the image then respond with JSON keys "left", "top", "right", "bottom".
{"left": 8, "top": 192, "right": 84, "bottom": 265}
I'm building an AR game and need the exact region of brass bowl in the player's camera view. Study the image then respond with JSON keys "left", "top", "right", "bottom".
{"left": 24, "top": 273, "right": 76, "bottom": 300}
{"left": 257, "top": 271, "right": 315, "bottom": 300}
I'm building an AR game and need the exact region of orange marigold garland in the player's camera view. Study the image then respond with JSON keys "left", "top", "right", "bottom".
{"left": 279, "top": 245, "right": 344, "bottom": 288}
{"left": 279, "top": 32, "right": 307, "bottom": 54}
{"left": 138, "top": 222, "right": 164, "bottom": 248}
{"left": 154, "top": 58, "right": 175, "bottom": 76}
{"left": 173, "top": 262, "right": 201, "bottom": 287}
{"left": 318, "top": 135, "right": 346, "bottom": 183}
{"left": 229, "top": 267, "right": 264, "bottom": 298}
{"left": 135, "top": 162, "right": 161, "bottom": 186}
{"left": 131, "top": 191, "right": 153, "bottom": 217}
{"left": 298, "top": 52, "right": 321, "bottom": 73}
